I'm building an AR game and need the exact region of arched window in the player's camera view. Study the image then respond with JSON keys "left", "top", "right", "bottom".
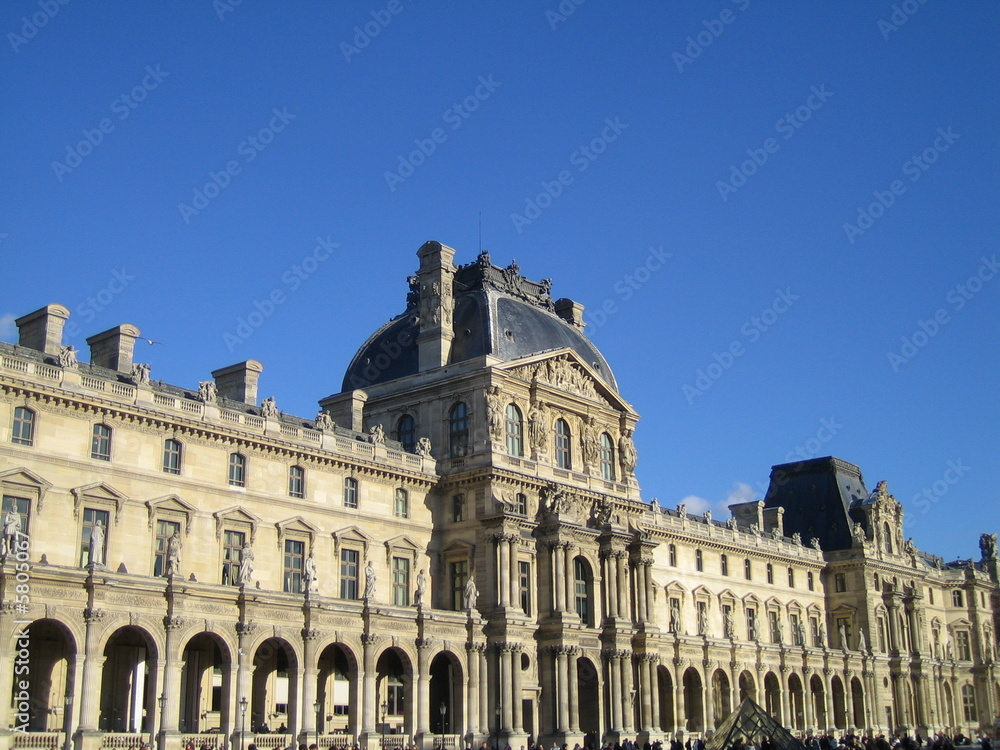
{"left": 396, "top": 414, "right": 416, "bottom": 453}
{"left": 11, "top": 406, "right": 35, "bottom": 446}
{"left": 574, "top": 557, "right": 594, "bottom": 626}
{"left": 228, "top": 453, "right": 246, "bottom": 487}
{"left": 163, "top": 439, "right": 182, "bottom": 474}
{"left": 505, "top": 403, "right": 523, "bottom": 457}
{"left": 599, "top": 432, "right": 615, "bottom": 481}
{"left": 449, "top": 402, "right": 469, "bottom": 458}
{"left": 554, "top": 419, "right": 572, "bottom": 470}
{"left": 883, "top": 522, "right": 893, "bottom": 554}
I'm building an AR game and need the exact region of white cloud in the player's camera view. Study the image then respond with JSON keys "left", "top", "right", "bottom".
{"left": 679, "top": 494, "right": 712, "bottom": 515}
{"left": 0, "top": 313, "right": 16, "bottom": 341}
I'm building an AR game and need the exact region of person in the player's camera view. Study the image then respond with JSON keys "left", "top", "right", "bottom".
{"left": 277, "top": 723, "right": 286, "bottom": 734}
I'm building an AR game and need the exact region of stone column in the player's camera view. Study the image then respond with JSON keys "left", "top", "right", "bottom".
{"left": 704, "top": 669, "right": 715, "bottom": 732}
{"left": 616, "top": 555, "right": 629, "bottom": 620}
{"left": 804, "top": 677, "right": 815, "bottom": 731}
{"left": 498, "top": 537, "right": 511, "bottom": 608}
{"left": 635, "top": 563, "right": 648, "bottom": 624}
{"left": 509, "top": 538, "right": 521, "bottom": 613}
{"left": 161, "top": 616, "right": 183, "bottom": 741}
{"left": 638, "top": 656, "right": 652, "bottom": 731}
{"left": 77, "top": 608, "right": 106, "bottom": 732}
{"left": 479, "top": 648, "right": 489, "bottom": 736}
{"left": 824, "top": 671, "right": 834, "bottom": 732}
{"left": 416, "top": 638, "right": 431, "bottom": 735}
{"left": 608, "top": 652, "right": 622, "bottom": 733}
{"left": 467, "top": 644, "right": 481, "bottom": 739}
{"left": 622, "top": 652, "right": 635, "bottom": 733}
{"left": 361, "top": 634, "right": 378, "bottom": 735}
{"left": 499, "top": 645, "right": 513, "bottom": 733}
{"left": 300, "top": 629, "right": 319, "bottom": 738}
{"left": 644, "top": 561, "right": 655, "bottom": 627}
{"left": 674, "top": 673, "right": 685, "bottom": 734}
{"left": 604, "top": 555, "right": 618, "bottom": 622}
{"left": 568, "top": 648, "right": 580, "bottom": 734}
{"left": 564, "top": 545, "right": 577, "bottom": 617}
{"left": 553, "top": 544, "right": 566, "bottom": 613}
{"left": 844, "top": 672, "right": 855, "bottom": 730}
{"left": 555, "top": 647, "right": 569, "bottom": 734}
{"left": 511, "top": 645, "right": 524, "bottom": 734}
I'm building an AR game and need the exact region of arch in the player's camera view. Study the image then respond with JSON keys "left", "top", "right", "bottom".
{"left": 579, "top": 657, "right": 601, "bottom": 748}
{"left": 250, "top": 637, "right": 298, "bottom": 734}
{"left": 554, "top": 418, "right": 572, "bottom": 470}
{"left": 738, "top": 671, "right": 756, "bottom": 704}
{"left": 180, "top": 632, "right": 233, "bottom": 733}
{"left": 763, "top": 672, "right": 781, "bottom": 724}
{"left": 573, "top": 555, "right": 595, "bottom": 626}
{"left": 787, "top": 674, "right": 804, "bottom": 731}
{"left": 942, "top": 681, "right": 955, "bottom": 729}
{"left": 317, "top": 642, "right": 359, "bottom": 736}
{"left": 712, "top": 669, "right": 731, "bottom": 728}
{"left": 657, "top": 665, "right": 674, "bottom": 733}
{"left": 14, "top": 619, "right": 77, "bottom": 731}
{"left": 810, "top": 674, "right": 827, "bottom": 730}
{"left": 599, "top": 432, "right": 615, "bottom": 481}
{"left": 851, "top": 676, "right": 865, "bottom": 730}
{"left": 377, "top": 647, "right": 414, "bottom": 738}
{"left": 395, "top": 414, "right": 416, "bottom": 453}
{"left": 831, "top": 675, "right": 846, "bottom": 729}
{"left": 100, "top": 625, "right": 159, "bottom": 732}
{"left": 682, "top": 667, "right": 703, "bottom": 732}
{"left": 429, "top": 651, "right": 464, "bottom": 736}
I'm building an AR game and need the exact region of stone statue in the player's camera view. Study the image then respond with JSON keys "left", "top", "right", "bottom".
{"left": 669, "top": 599, "right": 681, "bottom": 633}
{"left": 810, "top": 537, "right": 821, "bottom": 550}
{"left": 618, "top": 428, "right": 637, "bottom": 475}
{"left": 485, "top": 386, "right": 504, "bottom": 441}
{"left": 749, "top": 523, "right": 761, "bottom": 537}
{"left": 724, "top": 609, "right": 734, "bottom": 638}
{"left": 528, "top": 401, "right": 548, "bottom": 451}
{"left": 774, "top": 618, "right": 784, "bottom": 644}
{"left": 364, "top": 561, "right": 377, "bottom": 601}
{"left": 818, "top": 623, "right": 826, "bottom": 646}
{"left": 651, "top": 497, "right": 660, "bottom": 513}
{"left": 463, "top": 574, "right": 478, "bottom": 612}
{"left": 857, "top": 626, "right": 867, "bottom": 653}
{"left": 89, "top": 520, "right": 106, "bottom": 566}
{"left": 727, "top": 517, "right": 738, "bottom": 531}
{"left": 261, "top": 396, "right": 279, "bottom": 418}
{"left": 303, "top": 551, "right": 317, "bottom": 592}
{"left": 415, "top": 569, "right": 427, "bottom": 607}
{"left": 791, "top": 532, "right": 801, "bottom": 545}
{"left": 980, "top": 533, "right": 998, "bottom": 560}
{"left": 946, "top": 641, "right": 954, "bottom": 660}
{"left": 416, "top": 437, "right": 432, "bottom": 457}
{"left": 132, "top": 362, "right": 151, "bottom": 386}
{"left": 58, "top": 345, "right": 78, "bottom": 368}
{"left": 797, "top": 622, "right": 807, "bottom": 647}
{"left": 839, "top": 621, "right": 848, "bottom": 650}
{"left": 238, "top": 543, "right": 254, "bottom": 585}
{"left": 704, "top": 509, "right": 713, "bottom": 525}
{"left": 3, "top": 507, "right": 21, "bottom": 557}
{"left": 677, "top": 503, "right": 687, "bottom": 520}
{"left": 583, "top": 416, "right": 599, "bottom": 467}
{"left": 852, "top": 522, "right": 866, "bottom": 545}
{"left": 165, "top": 531, "right": 181, "bottom": 577}
{"left": 315, "top": 411, "right": 334, "bottom": 431}
{"left": 369, "top": 424, "right": 385, "bottom": 444}
{"left": 697, "top": 606, "right": 708, "bottom": 635}
{"left": 198, "top": 380, "right": 217, "bottom": 403}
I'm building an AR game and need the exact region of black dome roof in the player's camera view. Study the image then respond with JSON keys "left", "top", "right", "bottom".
{"left": 342, "top": 253, "right": 618, "bottom": 393}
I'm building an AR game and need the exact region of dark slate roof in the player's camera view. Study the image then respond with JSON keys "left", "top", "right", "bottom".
{"left": 762, "top": 456, "right": 871, "bottom": 552}
{"left": 341, "top": 252, "right": 618, "bottom": 393}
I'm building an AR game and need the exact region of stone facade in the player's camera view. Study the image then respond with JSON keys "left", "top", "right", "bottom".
{"left": 0, "top": 242, "right": 998, "bottom": 750}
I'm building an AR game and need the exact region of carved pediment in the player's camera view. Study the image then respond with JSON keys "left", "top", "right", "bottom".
{"left": 213, "top": 506, "right": 262, "bottom": 542}
{"left": 507, "top": 352, "right": 611, "bottom": 405}
{"left": 146, "top": 495, "right": 197, "bottom": 533}
{"left": 72, "top": 482, "right": 128, "bottom": 524}
{"left": 332, "top": 525, "right": 373, "bottom": 553}
{"left": 0, "top": 468, "right": 52, "bottom": 511}
{"left": 276, "top": 516, "right": 319, "bottom": 547}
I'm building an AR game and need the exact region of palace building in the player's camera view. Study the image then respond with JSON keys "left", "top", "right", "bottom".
{"left": 1, "top": 241, "right": 998, "bottom": 750}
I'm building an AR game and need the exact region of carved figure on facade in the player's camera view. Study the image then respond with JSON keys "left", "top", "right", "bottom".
{"left": 677, "top": 503, "right": 687, "bottom": 521}
{"left": 132, "top": 362, "right": 151, "bottom": 386}
{"left": 618, "top": 428, "right": 637, "bottom": 475}
{"left": 797, "top": 622, "right": 807, "bottom": 647}
{"left": 980, "top": 533, "right": 998, "bottom": 560}
{"left": 791, "top": 531, "right": 801, "bottom": 545}
{"left": 749, "top": 523, "right": 761, "bottom": 537}
{"left": 198, "top": 380, "right": 217, "bottom": 403}
{"left": 528, "top": 400, "right": 548, "bottom": 452}
{"left": 839, "top": 621, "right": 849, "bottom": 650}
{"left": 166, "top": 531, "right": 181, "bottom": 577}
{"left": 89, "top": 519, "right": 106, "bottom": 567}
{"left": 704, "top": 509, "right": 713, "bottom": 526}
{"left": 314, "top": 411, "right": 334, "bottom": 431}
{"left": 727, "top": 517, "right": 738, "bottom": 531}
{"left": 858, "top": 626, "right": 867, "bottom": 653}
{"left": 818, "top": 623, "right": 826, "bottom": 646}
{"left": 512, "top": 357, "right": 602, "bottom": 402}
{"left": 485, "top": 386, "right": 504, "bottom": 441}
{"left": 463, "top": 575, "right": 478, "bottom": 613}
{"left": 697, "top": 605, "right": 708, "bottom": 635}
{"left": 58, "top": 345, "right": 78, "bottom": 368}
{"left": 724, "top": 609, "right": 734, "bottom": 638}
{"left": 592, "top": 496, "right": 619, "bottom": 527}
{"left": 810, "top": 537, "right": 821, "bottom": 550}
{"left": 582, "top": 416, "right": 599, "bottom": 467}
{"left": 238, "top": 543, "right": 254, "bottom": 585}
{"left": 2, "top": 508, "right": 21, "bottom": 558}
{"left": 494, "top": 490, "right": 519, "bottom": 515}
{"left": 368, "top": 423, "right": 385, "bottom": 444}
{"left": 261, "top": 396, "right": 279, "bottom": 418}
{"left": 416, "top": 437, "right": 432, "bottom": 457}
{"left": 669, "top": 599, "right": 681, "bottom": 633}
{"left": 852, "top": 522, "right": 866, "bottom": 546}
{"left": 415, "top": 569, "right": 427, "bottom": 607}
{"left": 303, "top": 551, "right": 317, "bottom": 593}
{"left": 364, "top": 560, "right": 377, "bottom": 601}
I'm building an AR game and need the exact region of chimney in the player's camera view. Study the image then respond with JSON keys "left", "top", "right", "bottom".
{"left": 415, "top": 240, "right": 456, "bottom": 372}
{"left": 211, "top": 360, "right": 264, "bottom": 405}
{"left": 554, "top": 298, "right": 586, "bottom": 330}
{"left": 86, "top": 324, "right": 141, "bottom": 372}
{"left": 15, "top": 304, "right": 70, "bottom": 355}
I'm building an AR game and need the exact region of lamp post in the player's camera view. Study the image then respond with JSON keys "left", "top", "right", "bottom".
{"left": 158, "top": 694, "right": 166, "bottom": 750}
{"left": 439, "top": 702, "right": 447, "bottom": 749}
{"left": 239, "top": 697, "right": 248, "bottom": 750}
{"left": 314, "top": 701, "right": 321, "bottom": 749}
{"left": 381, "top": 701, "right": 388, "bottom": 750}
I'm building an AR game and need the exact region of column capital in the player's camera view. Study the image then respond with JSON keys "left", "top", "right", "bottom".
{"left": 235, "top": 620, "right": 257, "bottom": 637}
{"left": 163, "top": 615, "right": 184, "bottom": 631}
{"left": 302, "top": 627, "right": 321, "bottom": 642}
{"left": 84, "top": 607, "right": 107, "bottom": 624}
{"left": 466, "top": 641, "right": 487, "bottom": 654}
{"left": 416, "top": 637, "right": 434, "bottom": 650}
{"left": 361, "top": 632, "right": 380, "bottom": 646}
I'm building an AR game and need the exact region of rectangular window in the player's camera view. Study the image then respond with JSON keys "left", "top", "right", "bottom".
{"left": 879, "top": 619, "right": 888, "bottom": 652}
{"left": 518, "top": 560, "right": 531, "bottom": 615}
{"left": 695, "top": 549, "right": 703, "bottom": 571}
{"left": 387, "top": 683, "right": 405, "bottom": 715}
{"left": 807, "top": 572, "right": 814, "bottom": 591}
{"left": 80, "top": 507, "right": 110, "bottom": 567}
{"left": 12, "top": 407, "right": 35, "bottom": 446}
{"left": 394, "top": 488, "right": 408, "bottom": 518}
{"left": 344, "top": 477, "right": 358, "bottom": 509}
{"left": 452, "top": 494, "right": 465, "bottom": 522}
{"left": 574, "top": 559, "right": 589, "bottom": 624}
{"left": 929, "top": 588, "right": 934, "bottom": 605}
{"left": 787, "top": 567, "right": 795, "bottom": 587}
{"left": 222, "top": 530, "right": 245, "bottom": 585}
{"left": 834, "top": 573, "right": 846, "bottom": 592}
{"left": 288, "top": 466, "right": 305, "bottom": 499}
{"left": 449, "top": 560, "right": 468, "bottom": 611}
{"left": 283, "top": 539, "right": 305, "bottom": 593}
{"left": 766, "top": 563, "right": 773, "bottom": 584}
{"left": 790, "top": 613, "right": 802, "bottom": 645}
{"left": 811, "top": 616, "right": 822, "bottom": 647}
{"left": 768, "top": 610, "right": 781, "bottom": 643}
{"left": 153, "top": 519, "right": 180, "bottom": 577}
{"left": 957, "top": 630, "right": 972, "bottom": 661}
{"left": 515, "top": 493, "right": 527, "bottom": 515}
{"left": 163, "top": 439, "right": 182, "bottom": 474}
{"left": 837, "top": 616, "right": 852, "bottom": 649}
{"left": 721, "top": 554, "right": 729, "bottom": 576}
{"left": 340, "top": 549, "right": 359, "bottom": 600}
{"left": 668, "top": 544, "right": 677, "bottom": 566}
{"left": 746, "top": 608, "right": 757, "bottom": 640}
{"left": 953, "top": 590, "right": 964, "bottom": 607}
{"left": 228, "top": 453, "right": 246, "bottom": 487}
{"left": 392, "top": 557, "right": 410, "bottom": 606}
{"left": 91, "top": 424, "right": 111, "bottom": 461}
{"left": 962, "top": 685, "right": 976, "bottom": 722}
{"left": 2, "top": 495, "right": 30, "bottom": 536}
{"left": 744, "top": 559, "right": 752, "bottom": 580}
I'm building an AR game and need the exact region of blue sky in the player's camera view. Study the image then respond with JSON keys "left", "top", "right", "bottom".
{"left": 2, "top": 1, "right": 998, "bottom": 560}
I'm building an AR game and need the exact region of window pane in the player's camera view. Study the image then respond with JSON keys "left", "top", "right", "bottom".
{"left": 505, "top": 404, "right": 523, "bottom": 457}
{"left": 394, "top": 488, "right": 408, "bottom": 518}
{"left": 288, "top": 466, "right": 304, "bottom": 498}
{"left": 12, "top": 407, "right": 35, "bottom": 446}
{"left": 392, "top": 557, "right": 410, "bottom": 606}
{"left": 154, "top": 520, "right": 180, "bottom": 577}
{"left": 228, "top": 453, "right": 246, "bottom": 486}
{"left": 284, "top": 540, "right": 304, "bottom": 593}
{"left": 396, "top": 415, "right": 416, "bottom": 453}
{"left": 340, "top": 549, "right": 359, "bottom": 599}
{"left": 80, "top": 508, "right": 110, "bottom": 566}
{"left": 344, "top": 477, "right": 358, "bottom": 508}
{"left": 91, "top": 424, "right": 111, "bottom": 460}
{"left": 555, "top": 420, "right": 571, "bottom": 469}
{"left": 222, "top": 530, "right": 245, "bottom": 585}
{"left": 163, "top": 439, "right": 182, "bottom": 474}
{"left": 599, "top": 433, "right": 614, "bottom": 481}
{"left": 449, "top": 403, "right": 469, "bottom": 458}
